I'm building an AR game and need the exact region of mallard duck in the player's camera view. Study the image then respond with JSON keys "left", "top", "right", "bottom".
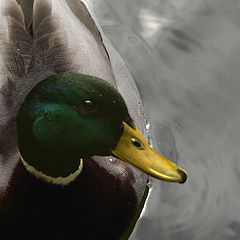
{"left": 0, "top": 0, "right": 187, "bottom": 239}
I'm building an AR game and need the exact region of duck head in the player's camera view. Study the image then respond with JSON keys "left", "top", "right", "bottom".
{"left": 17, "top": 73, "right": 187, "bottom": 185}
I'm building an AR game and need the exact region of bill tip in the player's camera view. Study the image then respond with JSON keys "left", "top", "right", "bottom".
{"left": 177, "top": 169, "right": 188, "bottom": 184}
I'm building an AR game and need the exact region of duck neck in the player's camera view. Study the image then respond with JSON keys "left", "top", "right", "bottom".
{"left": 18, "top": 132, "right": 84, "bottom": 185}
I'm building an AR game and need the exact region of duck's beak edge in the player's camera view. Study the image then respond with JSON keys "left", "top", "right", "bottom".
{"left": 112, "top": 122, "right": 187, "bottom": 184}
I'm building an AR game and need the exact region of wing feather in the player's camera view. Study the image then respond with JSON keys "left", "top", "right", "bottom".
{"left": 0, "top": 0, "right": 32, "bottom": 191}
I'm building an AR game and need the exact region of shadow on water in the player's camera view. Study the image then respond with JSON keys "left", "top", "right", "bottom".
{"left": 92, "top": 0, "right": 240, "bottom": 239}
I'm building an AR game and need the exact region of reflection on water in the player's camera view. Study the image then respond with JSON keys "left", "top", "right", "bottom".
{"left": 91, "top": 0, "right": 240, "bottom": 239}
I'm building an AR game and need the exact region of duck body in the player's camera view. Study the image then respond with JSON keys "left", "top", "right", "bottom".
{"left": 0, "top": 1, "right": 148, "bottom": 239}
{"left": 0, "top": 1, "right": 187, "bottom": 239}
{"left": 2, "top": 158, "right": 139, "bottom": 239}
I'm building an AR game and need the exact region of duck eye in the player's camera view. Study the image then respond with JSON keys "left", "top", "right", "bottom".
{"left": 83, "top": 99, "right": 94, "bottom": 111}
{"left": 131, "top": 138, "right": 142, "bottom": 149}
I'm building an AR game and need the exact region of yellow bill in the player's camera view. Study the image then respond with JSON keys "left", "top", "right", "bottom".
{"left": 112, "top": 122, "right": 187, "bottom": 183}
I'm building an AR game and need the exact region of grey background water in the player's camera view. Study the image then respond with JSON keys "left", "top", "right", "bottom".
{"left": 90, "top": 0, "right": 240, "bottom": 239}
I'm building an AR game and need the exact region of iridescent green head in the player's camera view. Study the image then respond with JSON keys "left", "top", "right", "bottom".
{"left": 17, "top": 73, "right": 187, "bottom": 185}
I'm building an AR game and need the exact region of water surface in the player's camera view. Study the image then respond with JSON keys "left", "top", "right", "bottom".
{"left": 91, "top": 0, "right": 240, "bottom": 239}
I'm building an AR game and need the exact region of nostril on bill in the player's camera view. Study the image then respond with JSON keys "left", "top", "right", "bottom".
{"left": 177, "top": 169, "right": 187, "bottom": 184}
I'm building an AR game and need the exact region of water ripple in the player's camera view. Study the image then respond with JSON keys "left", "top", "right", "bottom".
{"left": 93, "top": 0, "right": 240, "bottom": 239}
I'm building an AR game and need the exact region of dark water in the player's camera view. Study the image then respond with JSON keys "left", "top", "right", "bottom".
{"left": 91, "top": 0, "right": 240, "bottom": 239}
